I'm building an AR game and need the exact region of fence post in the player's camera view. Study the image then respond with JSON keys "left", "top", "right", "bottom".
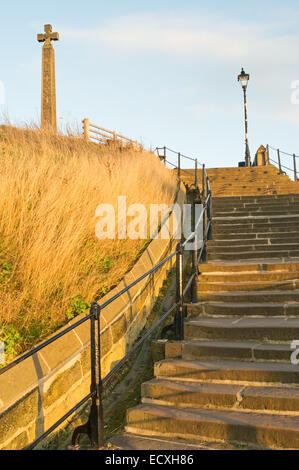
{"left": 163, "top": 146, "right": 166, "bottom": 165}
{"left": 72, "top": 302, "right": 104, "bottom": 449}
{"left": 175, "top": 243, "right": 184, "bottom": 340}
{"left": 83, "top": 118, "right": 90, "bottom": 142}
{"left": 190, "top": 199, "right": 198, "bottom": 304}
{"left": 294, "top": 154, "right": 298, "bottom": 181}
{"left": 277, "top": 149, "right": 282, "bottom": 173}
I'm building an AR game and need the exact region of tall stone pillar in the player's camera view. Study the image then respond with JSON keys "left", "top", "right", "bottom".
{"left": 37, "top": 24, "right": 59, "bottom": 132}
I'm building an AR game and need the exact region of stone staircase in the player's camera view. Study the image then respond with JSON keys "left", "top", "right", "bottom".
{"left": 182, "top": 165, "right": 299, "bottom": 196}
{"left": 124, "top": 168, "right": 299, "bottom": 450}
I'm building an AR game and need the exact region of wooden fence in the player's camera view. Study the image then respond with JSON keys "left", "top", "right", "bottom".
{"left": 82, "top": 118, "right": 140, "bottom": 148}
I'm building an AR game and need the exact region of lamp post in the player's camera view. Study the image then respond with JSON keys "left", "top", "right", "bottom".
{"left": 238, "top": 68, "right": 251, "bottom": 167}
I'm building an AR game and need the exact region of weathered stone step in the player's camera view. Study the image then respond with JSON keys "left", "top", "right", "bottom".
{"left": 126, "top": 403, "right": 299, "bottom": 448}
{"left": 200, "top": 271, "right": 299, "bottom": 282}
{"left": 184, "top": 317, "right": 299, "bottom": 341}
{"left": 199, "top": 261, "right": 299, "bottom": 273}
{"left": 213, "top": 205, "right": 298, "bottom": 215}
{"left": 155, "top": 358, "right": 299, "bottom": 385}
{"left": 208, "top": 243, "right": 299, "bottom": 254}
{"left": 213, "top": 193, "right": 299, "bottom": 201}
{"left": 197, "top": 290, "right": 299, "bottom": 303}
{"left": 214, "top": 214, "right": 299, "bottom": 224}
{"left": 182, "top": 340, "right": 292, "bottom": 362}
{"left": 198, "top": 280, "right": 299, "bottom": 292}
{"left": 213, "top": 210, "right": 299, "bottom": 218}
{"left": 213, "top": 225, "right": 299, "bottom": 234}
{"left": 213, "top": 201, "right": 299, "bottom": 209}
{"left": 213, "top": 194, "right": 299, "bottom": 202}
{"left": 188, "top": 301, "right": 299, "bottom": 317}
{"left": 141, "top": 378, "right": 299, "bottom": 413}
{"left": 208, "top": 249, "right": 299, "bottom": 261}
{"left": 212, "top": 232, "right": 299, "bottom": 241}
{"left": 208, "top": 238, "right": 299, "bottom": 247}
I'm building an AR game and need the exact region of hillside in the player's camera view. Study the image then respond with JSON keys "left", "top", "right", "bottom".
{"left": 0, "top": 126, "right": 177, "bottom": 360}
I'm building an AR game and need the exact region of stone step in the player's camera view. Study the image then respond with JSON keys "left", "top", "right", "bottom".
{"left": 154, "top": 358, "right": 299, "bottom": 386}
{"left": 213, "top": 194, "right": 299, "bottom": 202}
{"left": 188, "top": 301, "right": 299, "bottom": 317}
{"left": 199, "top": 261, "right": 299, "bottom": 273}
{"left": 199, "top": 271, "right": 299, "bottom": 282}
{"left": 213, "top": 225, "right": 299, "bottom": 234}
{"left": 213, "top": 210, "right": 299, "bottom": 218}
{"left": 198, "top": 280, "right": 299, "bottom": 292}
{"left": 213, "top": 215, "right": 299, "bottom": 224}
{"left": 184, "top": 317, "right": 299, "bottom": 341}
{"left": 126, "top": 403, "right": 299, "bottom": 449}
{"left": 212, "top": 201, "right": 299, "bottom": 209}
{"left": 182, "top": 340, "right": 292, "bottom": 363}
{"left": 208, "top": 237, "right": 299, "bottom": 247}
{"left": 212, "top": 232, "right": 299, "bottom": 241}
{"left": 197, "top": 290, "right": 299, "bottom": 303}
{"left": 212, "top": 202, "right": 299, "bottom": 209}
{"left": 208, "top": 250, "right": 299, "bottom": 261}
{"left": 141, "top": 378, "right": 299, "bottom": 413}
{"left": 208, "top": 243, "right": 299, "bottom": 254}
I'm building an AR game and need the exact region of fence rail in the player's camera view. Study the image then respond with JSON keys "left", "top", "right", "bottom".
{"left": 268, "top": 144, "right": 299, "bottom": 181}
{"left": 0, "top": 145, "right": 212, "bottom": 451}
{"left": 82, "top": 118, "right": 140, "bottom": 148}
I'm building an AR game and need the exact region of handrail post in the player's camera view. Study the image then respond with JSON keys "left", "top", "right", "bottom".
{"left": 202, "top": 164, "right": 206, "bottom": 201}
{"left": 72, "top": 302, "right": 104, "bottom": 449}
{"left": 175, "top": 243, "right": 184, "bottom": 340}
{"left": 207, "top": 187, "right": 213, "bottom": 240}
{"left": 178, "top": 153, "right": 181, "bottom": 181}
{"left": 294, "top": 154, "right": 298, "bottom": 181}
{"left": 266, "top": 144, "right": 269, "bottom": 165}
{"left": 202, "top": 201, "right": 207, "bottom": 263}
{"left": 195, "top": 158, "right": 198, "bottom": 188}
{"left": 83, "top": 118, "right": 90, "bottom": 142}
{"left": 277, "top": 149, "right": 282, "bottom": 173}
{"left": 190, "top": 201, "right": 198, "bottom": 304}
{"left": 163, "top": 146, "right": 166, "bottom": 165}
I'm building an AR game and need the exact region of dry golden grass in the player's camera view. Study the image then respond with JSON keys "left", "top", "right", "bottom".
{"left": 0, "top": 125, "right": 177, "bottom": 356}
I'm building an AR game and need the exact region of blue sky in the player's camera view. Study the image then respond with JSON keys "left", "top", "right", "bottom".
{"left": 1, "top": 0, "right": 299, "bottom": 168}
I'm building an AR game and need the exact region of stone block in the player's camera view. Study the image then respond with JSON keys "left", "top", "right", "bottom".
{"left": 151, "top": 340, "right": 167, "bottom": 362}
{"left": 0, "top": 388, "right": 39, "bottom": 445}
{"left": 43, "top": 360, "right": 82, "bottom": 409}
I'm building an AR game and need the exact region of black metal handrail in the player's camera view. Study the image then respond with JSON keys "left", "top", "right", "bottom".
{"left": 268, "top": 145, "right": 298, "bottom": 182}
{"left": 155, "top": 146, "right": 202, "bottom": 190}
{"left": 0, "top": 148, "right": 212, "bottom": 451}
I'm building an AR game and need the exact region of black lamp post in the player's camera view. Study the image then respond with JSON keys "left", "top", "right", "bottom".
{"left": 238, "top": 68, "right": 251, "bottom": 167}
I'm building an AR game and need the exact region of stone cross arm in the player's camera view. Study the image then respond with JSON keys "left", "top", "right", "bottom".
{"left": 37, "top": 24, "right": 59, "bottom": 43}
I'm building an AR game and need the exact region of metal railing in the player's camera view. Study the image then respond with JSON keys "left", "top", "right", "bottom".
{"left": 155, "top": 146, "right": 202, "bottom": 189}
{"left": 82, "top": 118, "right": 140, "bottom": 148}
{"left": 0, "top": 149, "right": 212, "bottom": 451}
{"left": 268, "top": 145, "right": 299, "bottom": 182}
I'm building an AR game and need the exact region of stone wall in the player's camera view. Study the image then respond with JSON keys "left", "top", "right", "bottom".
{"left": 0, "top": 185, "right": 185, "bottom": 450}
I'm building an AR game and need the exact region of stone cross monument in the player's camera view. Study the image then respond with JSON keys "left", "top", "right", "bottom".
{"left": 37, "top": 24, "right": 59, "bottom": 132}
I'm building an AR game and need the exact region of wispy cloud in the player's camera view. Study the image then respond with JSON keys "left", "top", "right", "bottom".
{"left": 64, "top": 12, "right": 299, "bottom": 66}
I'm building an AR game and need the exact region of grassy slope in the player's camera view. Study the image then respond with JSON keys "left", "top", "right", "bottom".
{"left": 0, "top": 126, "right": 177, "bottom": 360}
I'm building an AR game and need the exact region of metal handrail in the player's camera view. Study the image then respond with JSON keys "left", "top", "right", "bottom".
{"left": 1, "top": 148, "right": 212, "bottom": 450}
{"left": 268, "top": 145, "right": 298, "bottom": 181}
{"left": 155, "top": 146, "right": 206, "bottom": 193}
